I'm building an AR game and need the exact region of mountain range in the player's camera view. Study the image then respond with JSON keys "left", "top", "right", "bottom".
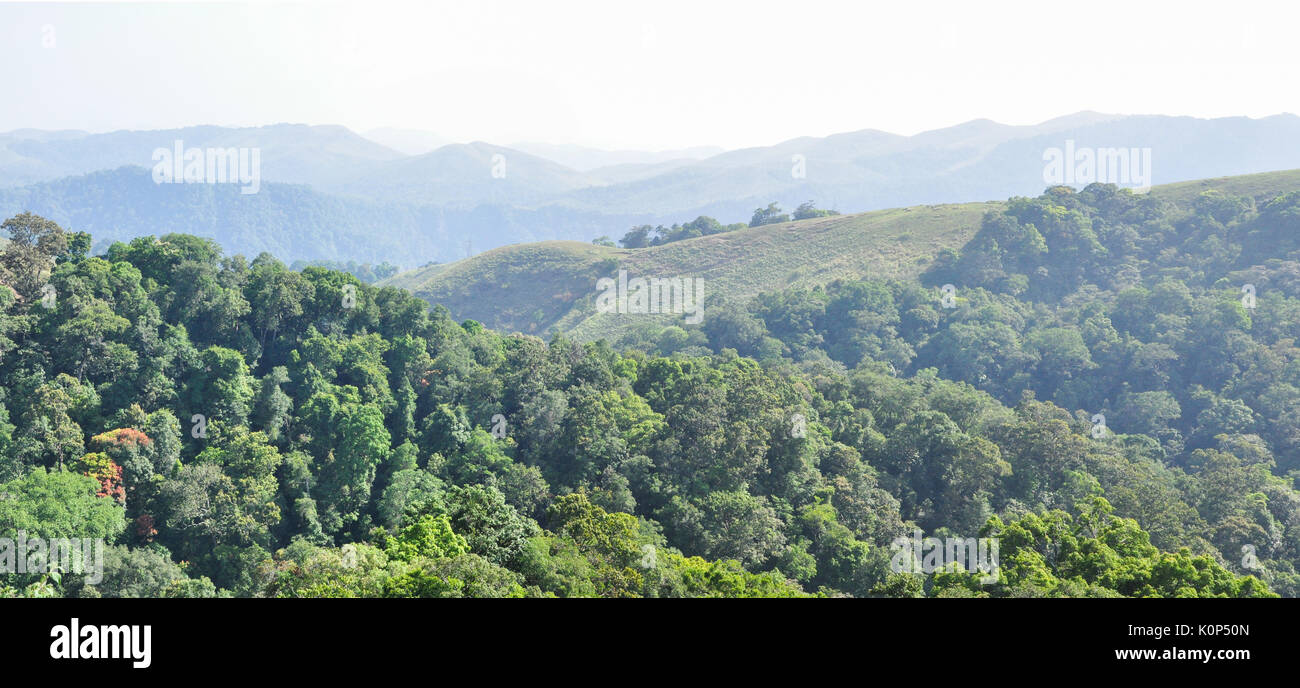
{"left": 3, "top": 112, "right": 1300, "bottom": 266}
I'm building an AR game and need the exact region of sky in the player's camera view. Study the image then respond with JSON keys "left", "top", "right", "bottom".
{"left": 2, "top": 0, "right": 1297, "bottom": 151}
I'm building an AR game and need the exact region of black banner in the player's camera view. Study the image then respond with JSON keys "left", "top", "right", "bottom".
{"left": 1, "top": 599, "right": 1289, "bottom": 677}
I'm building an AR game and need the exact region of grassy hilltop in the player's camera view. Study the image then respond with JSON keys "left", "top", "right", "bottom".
{"left": 382, "top": 201, "right": 997, "bottom": 339}
{"left": 381, "top": 168, "right": 1300, "bottom": 341}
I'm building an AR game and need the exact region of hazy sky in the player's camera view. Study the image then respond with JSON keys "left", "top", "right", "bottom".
{"left": 2, "top": 0, "right": 1296, "bottom": 150}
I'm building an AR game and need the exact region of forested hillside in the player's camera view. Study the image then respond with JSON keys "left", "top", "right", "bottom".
{"left": 610, "top": 180, "right": 1300, "bottom": 595}
{"left": 0, "top": 180, "right": 1290, "bottom": 595}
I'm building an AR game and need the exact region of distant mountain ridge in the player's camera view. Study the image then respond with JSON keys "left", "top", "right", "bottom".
{"left": 0, "top": 123, "right": 405, "bottom": 189}
{"left": 361, "top": 127, "right": 453, "bottom": 156}
{"left": 0, "top": 166, "right": 628, "bottom": 266}
{"left": 507, "top": 141, "right": 726, "bottom": 172}
{"left": 4, "top": 113, "right": 1300, "bottom": 266}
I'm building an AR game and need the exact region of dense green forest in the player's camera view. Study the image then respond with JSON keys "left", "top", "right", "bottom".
{"left": 612, "top": 183, "right": 1300, "bottom": 595}
{"left": 0, "top": 181, "right": 1291, "bottom": 597}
